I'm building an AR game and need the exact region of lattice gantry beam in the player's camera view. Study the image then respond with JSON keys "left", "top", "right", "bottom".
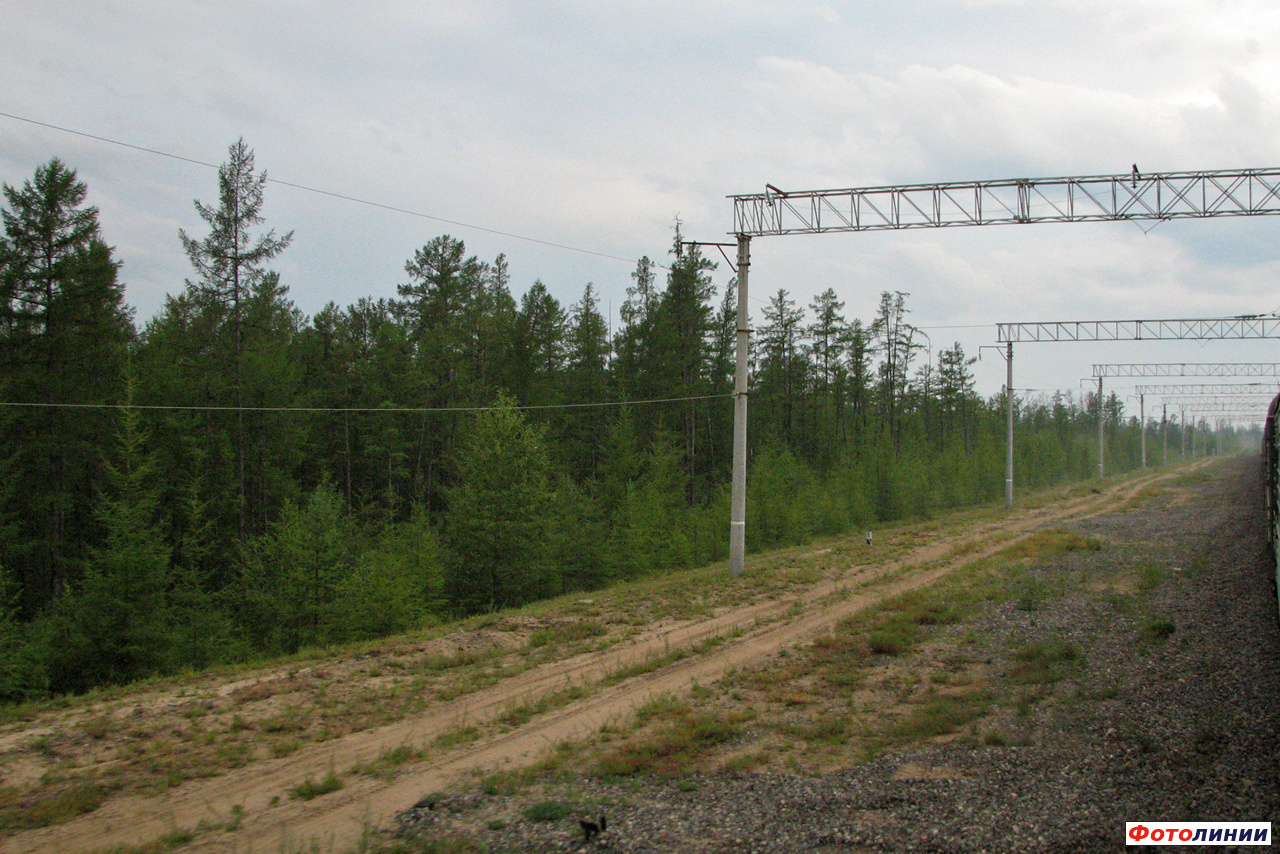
{"left": 997, "top": 316, "right": 1280, "bottom": 343}
{"left": 1095, "top": 363, "right": 1280, "bottom": 378}
{"left": 1158, "top": 396, "right": 1275, "bottom": 406}
{"left": 1185, "top": 414, "right": 1270, "bottom": 423}
{"left": 1175, "top": 402, "right": 1272, "bottom": 412}
{"left": 1134, "top": 383, "right": 1280, "bottom": 395}
{"left": 731, "top": 169, "right": 1280, "bottom": 236}
{"left": 1180, "top": 415, "right": 1268, "bottom": 424}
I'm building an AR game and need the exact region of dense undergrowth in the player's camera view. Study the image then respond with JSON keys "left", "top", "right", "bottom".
{"left": 0, "top": 463, "right": 1214, "bottom": 847}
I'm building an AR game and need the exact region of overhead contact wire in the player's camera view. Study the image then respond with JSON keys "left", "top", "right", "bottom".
{"left": 0, "top": 393, "right": 734, "bottom": 414}
{"left": 0, "top": 110, "right": 655, "bottom": 268}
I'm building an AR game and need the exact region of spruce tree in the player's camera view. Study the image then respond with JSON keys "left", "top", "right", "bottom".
{"left": 38, "top": 399, "right": 173, "bottom": 693}
{"left": 650, "top": 231, "right": 716, "bottom": 500}
{"left": 561, "top": 283, "right": 611, "bottom": 478}
{"left": 0, "top": 159, "right": 132, "bottom": 610}
{"left": 0, "top": 566, "right": 44, "bottom": 701}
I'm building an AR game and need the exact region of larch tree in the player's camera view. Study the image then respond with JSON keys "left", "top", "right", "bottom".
{"left": 841, "top": 317, "right": 874, "bottom": 443}
{"left": 757, "top": 288, "right": 807, "bottom": 447}
{"left": 807, "top": 288, "right": 847, "bottom": 396}
{"left": 807, "top": 288, "right": 848, "bottom": 465}
{"left": 613, "top": 255, "right": 660, "bottom": 405}
{"left": 444, "top": 398, "right": 557, "bottom": 614}
{"left": 512, "top": 280, "right": 566, "bottom": 408}
{"left": 870, "top": 290, "right": 922, "bottom": 448}
{"left": 179, "top": 139, "right": 292, "bottom": 541}
{"left": 936, "top": 342, "right": 978, "bottom": 447}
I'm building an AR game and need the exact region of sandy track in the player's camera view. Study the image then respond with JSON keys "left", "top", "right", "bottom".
{"left": 2, "top": 465, "right": 1195, "bottom": 854}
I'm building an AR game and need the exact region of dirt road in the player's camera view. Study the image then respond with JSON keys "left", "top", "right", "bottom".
{"left": 0, "top": 464, "right": 1201, "bottom": 854}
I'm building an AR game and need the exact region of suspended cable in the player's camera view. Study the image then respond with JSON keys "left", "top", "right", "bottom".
{"left": 0, "top": 110, "right": 656, "bottom": 268}
{"left": 0, "top": 393, "right": 734, "bottom": 414}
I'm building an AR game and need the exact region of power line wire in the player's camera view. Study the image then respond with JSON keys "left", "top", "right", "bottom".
{"left": 0, "top": 393, "right": 733, "bottom": 414}
{"left": 0, "top": 110, "right": 656, "bottom": 268}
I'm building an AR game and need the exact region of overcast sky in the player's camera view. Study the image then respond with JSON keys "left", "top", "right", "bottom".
{"left": 6, "top": 0, "right": 1280, "bottom": 407}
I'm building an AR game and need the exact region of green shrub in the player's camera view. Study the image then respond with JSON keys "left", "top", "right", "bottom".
{"left": 1144, "top": 616, "right": 1176, "bottom": 642}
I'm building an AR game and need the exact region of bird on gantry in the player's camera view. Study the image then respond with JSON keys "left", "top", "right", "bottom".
{"left": 580, "top": 813, "right": 607, "bottom": 843}
{"left": 1132, "top": 164, "right": 1140, "bottom": 187}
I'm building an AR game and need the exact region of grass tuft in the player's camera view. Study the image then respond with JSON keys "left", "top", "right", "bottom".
{"left": 592, "top": 708, "right": 752, "bottom": 779}
{"left": 1136, "top": 563, "right": 1167, "bottom": 592}
{"left": 720, "top": 751, "right": 770, "bottom": 776}
{"left": 528, "top": 621, "right": 606, "bottom": 648}
{"left": 867, "top": 622, "right": 917, "bottom": 656}
{"left": 1009, "top": 640, "right": 1082, "bottom": 684}
{"left": 777, "top": 713, "right": 851, "bottom": 746}
{"left": 889, "top": 692, "right": 992, "bottom": 742}
{"left": 291, "top": 770, "right": 343, "bottom": 800}
{"left": 93, "top": 828, "right": 196, "bottom": 854}
{"left": 480, "top": 771, "right": 523, "bottom": 796}
{"left": 999, "top": 528, "right": 1104, "bottom": 561}
{"left": 432, "top": 726, "right": 480, "bottom": 749}
{"left": 0, "top": 782, "right": 106, "bottom": 832}
{"left": 353, "top": 744, "right": 424, "bottom": 780}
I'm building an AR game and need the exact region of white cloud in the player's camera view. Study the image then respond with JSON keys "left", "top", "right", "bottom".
{"left": 814, "top": 5, "right": 842, "bottom": 23}
{"left": 742, "top": 54, "right": 1280, "bottom": 190}
{"left": 7, "top": 0, "right": 1280, "bottom": 394}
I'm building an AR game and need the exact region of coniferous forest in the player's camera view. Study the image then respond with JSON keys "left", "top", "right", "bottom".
{"left": 0, "top": 143, "right": 1252, "bottom": 701}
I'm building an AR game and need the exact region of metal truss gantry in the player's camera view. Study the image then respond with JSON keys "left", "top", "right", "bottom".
{"left": 998, "top": 317, "right": 1280, "bottom": 343}
{"left": 995, "top": 314, "right": 1280, "bottom": 492}
{"left": 1126, "top": 386, "right": 1278, "bottom": 466}
{"left": 734, "top": 169, "right": 1280, "bottom": 236}
{"left": 1103, "top": 368, "right": 1280, "bottom": 463}
{"left": 1177, "top": 405, "right": 1270, "bottom": 432}
{"left": 1173, "top": 402, "right": 1272, "bottom": 411}
{"left": 1159, "top": 396, "right": 1274, "bottom": 406}
{"left": 1135, "top": 384, "right": 1280, "bottom": 396}
{"left": 1176, "top": 407, "right": 1268, "bottom": 459}
{"left": 722, "top": 166, "right": 1280, "bottom": 575}
{"left": 1094, "top": 363, "right": 1280, "bottom": 378}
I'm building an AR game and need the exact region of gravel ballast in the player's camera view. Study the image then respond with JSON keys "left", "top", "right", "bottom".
{"left": 397, "top": 458, "right": 1280, "bottom": 853}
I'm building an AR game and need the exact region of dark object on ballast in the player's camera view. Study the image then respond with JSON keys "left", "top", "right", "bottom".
{"left": 580, "top": 813, "right": 607, "bottom": 842}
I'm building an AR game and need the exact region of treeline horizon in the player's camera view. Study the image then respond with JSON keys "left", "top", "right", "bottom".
{"left": 0, "top": 142, "right": 1256, "bottom": 701}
